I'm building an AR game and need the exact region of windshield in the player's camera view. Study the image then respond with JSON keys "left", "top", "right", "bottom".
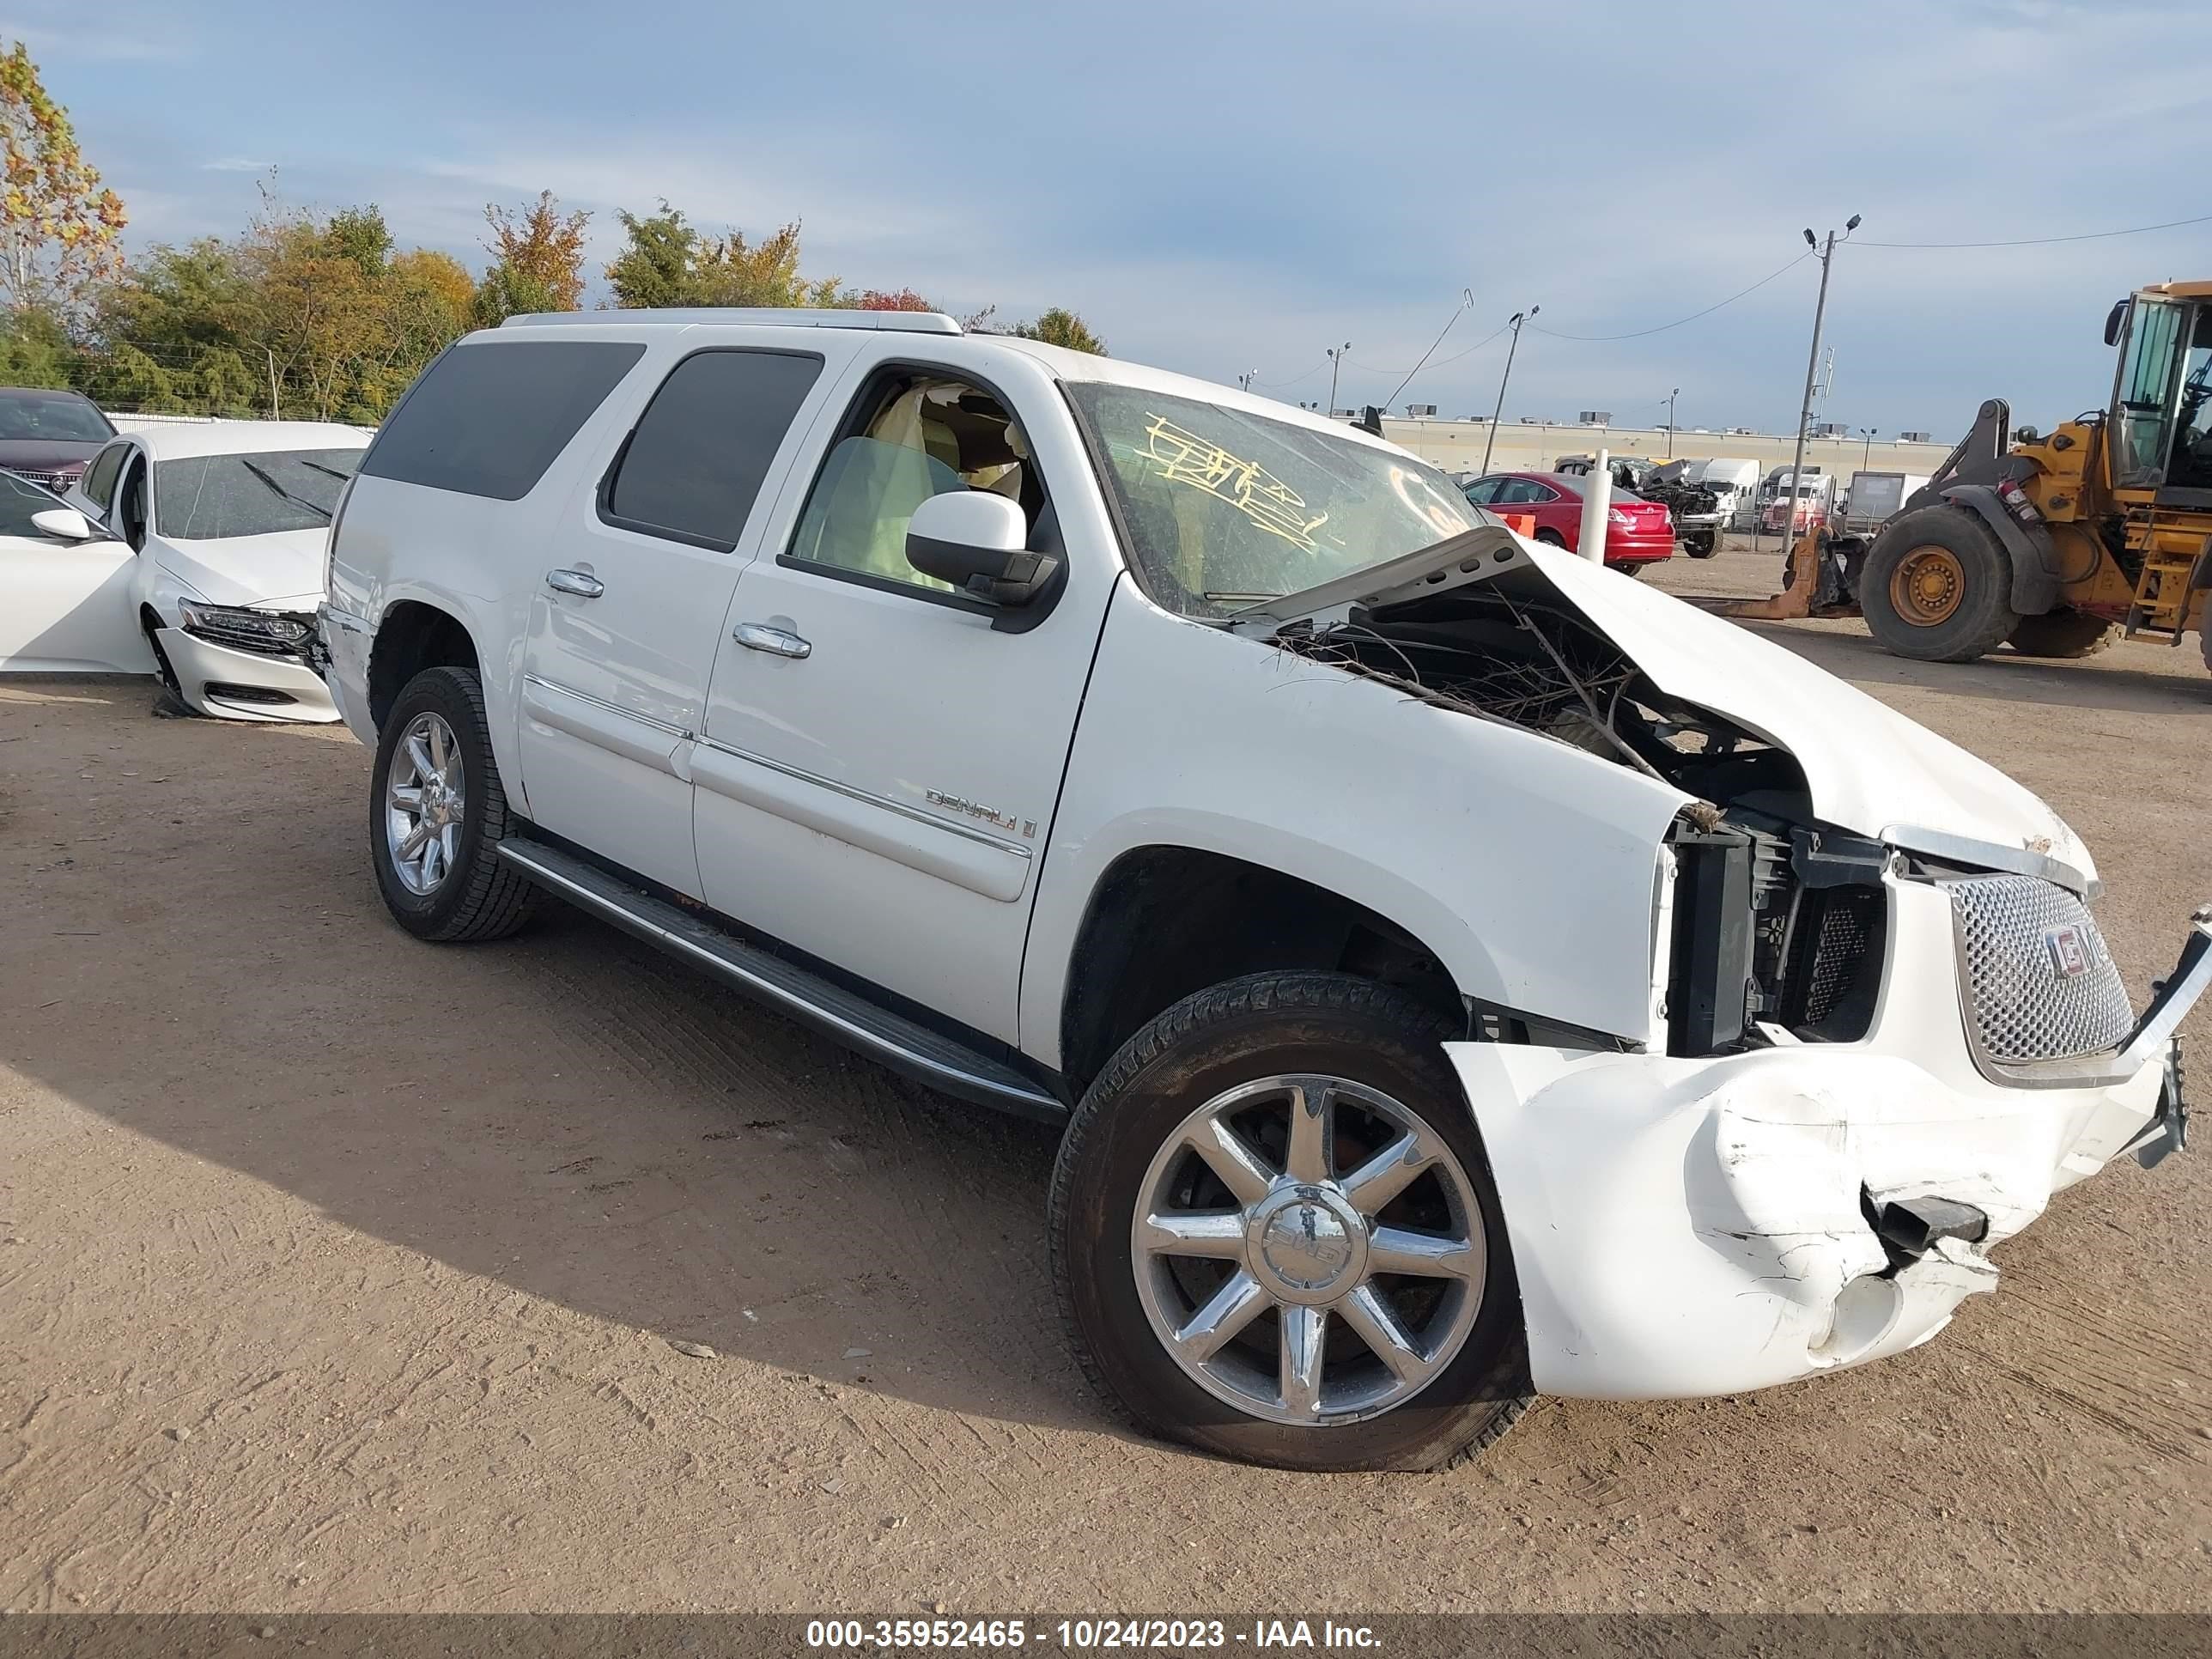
{"left": 1067, "top": 382, "right": 1478, "bottom": 617}
{"left": 0, "top": 394, "right": 113, "bottom": 443}
{"left": 155, "top": 448, "right": 362, "bottom": 539}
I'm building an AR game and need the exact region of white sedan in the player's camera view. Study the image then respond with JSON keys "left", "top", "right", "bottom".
{"left": 0, "top": 420, "right": 368, "bottom": 721}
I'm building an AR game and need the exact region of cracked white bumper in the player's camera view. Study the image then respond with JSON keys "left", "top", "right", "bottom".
{"left": 157, "top": 628, "right": 339, "bottom": 724}
{"left": 1445, "top": 878, "right": 2202, "bottom": 1401}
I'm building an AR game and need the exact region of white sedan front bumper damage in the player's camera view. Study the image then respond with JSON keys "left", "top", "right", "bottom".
{"left": 1447, "top": 881, "right": 2205, "bottom": 1401}
{"left": 157, "top": 626, "right": 340, "bottom": 724}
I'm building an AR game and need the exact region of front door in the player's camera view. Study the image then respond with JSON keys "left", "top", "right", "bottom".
{"left": 517, "top": 344, "right": 835, "bottom": 896}
{"left": 692, "top": 351, "right": 1115, "bottom": 1043}
{"left": 0, "top": 471, "right": 150, "bottom": 673}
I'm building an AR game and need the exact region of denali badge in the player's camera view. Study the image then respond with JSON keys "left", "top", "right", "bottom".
{"left": 2043, "top": 924, "right": 2094, "bottom": 981}
{"left": 925, "top": 789, "right": 1036, "bottom": 839}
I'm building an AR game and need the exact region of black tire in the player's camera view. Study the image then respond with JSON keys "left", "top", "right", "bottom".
{"left": 1860, "top": 506, "right": 2019, "bottom": 663}
{"left": 142, "top": 615, "right": 190, "bottom": 714}
{"left": 1533, "top": 528, "right": 1567, "bottom": 548}
{"left": 1686, "top": 532, "right": 1718, "bottom": 559}
{"left": 2008, "top": 610, "right": 2117, "bottom": 659}
{"left": 368, "top": 665, "right": 537, "bottom": 943}
{"left": 1049, "top": 971, "right": 1532, "bottom": 1473}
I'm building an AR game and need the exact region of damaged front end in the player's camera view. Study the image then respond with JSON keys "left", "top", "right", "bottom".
{"left": 1233, "top": 526, "right": 2207, "bottom": 1399}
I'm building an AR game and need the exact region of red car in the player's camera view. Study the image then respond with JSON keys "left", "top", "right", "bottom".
{"left": 1460, "top": 470, "right": 1674, "bottom": 569}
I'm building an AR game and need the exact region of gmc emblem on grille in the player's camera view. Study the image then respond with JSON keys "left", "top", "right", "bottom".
{"left": 2043, "top": 924, "right": 2094, "bottom": 981}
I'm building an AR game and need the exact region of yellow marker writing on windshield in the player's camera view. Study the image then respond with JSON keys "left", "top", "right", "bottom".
{"left": 1141, "top": 414, "right": 1329, "bottom": 550}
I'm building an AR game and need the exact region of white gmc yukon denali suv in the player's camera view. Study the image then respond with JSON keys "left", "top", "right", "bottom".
{"left": 319, "top": 307, "right": 2203, "bottom": 1472}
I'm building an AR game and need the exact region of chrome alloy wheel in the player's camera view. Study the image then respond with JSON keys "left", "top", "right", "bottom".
{"left": 385, "top": 711, "right": 466, "bottom": 896}
{"left": 1131, "top": 1074, "right": 1487, "bottom": 1427}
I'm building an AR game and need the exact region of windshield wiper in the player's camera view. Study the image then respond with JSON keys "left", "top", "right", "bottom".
{"left": 239, "top": 458, "right": 332, "bottom": 521}
{"left": 295, "top": 459, "right": 354, "bottom": 483}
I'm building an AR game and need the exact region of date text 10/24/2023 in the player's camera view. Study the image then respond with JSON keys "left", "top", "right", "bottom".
{"left": 804, "top": 1618, "right": 1382, "bottom": 1650}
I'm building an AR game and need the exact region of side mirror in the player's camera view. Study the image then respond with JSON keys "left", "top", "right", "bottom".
{"left": 905, "top": 491, "right": 1059, "bottom": 606}
{"left": 32, "top": 507, "right": 97, "bottom": 542}
{"left": 2104, "top": 299, "right": 2128, "bottom": 349}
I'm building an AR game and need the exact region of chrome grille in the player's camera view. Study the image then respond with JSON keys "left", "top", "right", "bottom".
{"left": 2, "top": 466, "right": 72, "bottom": 494}
{"left": 1945, "top": 874, "right": 2132, "bottom": 1063}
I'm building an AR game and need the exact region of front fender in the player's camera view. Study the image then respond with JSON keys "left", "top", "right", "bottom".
{"left": 1938, "top": 483, "right": 2063, "bottom": 615}
{"left": 1018, "top": 584, "right": 1692, "bottom": 1066}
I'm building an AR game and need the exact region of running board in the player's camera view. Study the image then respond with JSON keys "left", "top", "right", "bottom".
{"left": 498, "top": 838, "right": 1066, "bottom": 1122}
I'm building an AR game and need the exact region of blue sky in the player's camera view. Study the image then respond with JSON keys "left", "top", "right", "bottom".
{"left": 7, "top": 0, "right": 2209, "bottom": 437}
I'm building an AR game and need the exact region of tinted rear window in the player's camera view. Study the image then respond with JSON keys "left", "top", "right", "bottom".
{"left": 602, "top": 349, "right": 823, "bottom": 550}
{"left": 360, "top": 339, "right": 646, "bottom": 501}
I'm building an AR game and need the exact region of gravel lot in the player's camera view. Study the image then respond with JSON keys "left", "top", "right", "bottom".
{"left": 3, "top": 542, "right": 2207, "bottom": 1614}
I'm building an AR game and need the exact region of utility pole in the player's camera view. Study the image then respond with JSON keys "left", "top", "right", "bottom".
{"left": 1323, "top": 343, "right": 1351, "bottom": 419}
{"left": 1779, "top": 217, "right": 1857, "bottom": 554}
{"left": 1480, "top": 307, "right": 1540, "bottom": 473}
{"left": 1664, "top": 386, "right": 1680, "bottom": 459}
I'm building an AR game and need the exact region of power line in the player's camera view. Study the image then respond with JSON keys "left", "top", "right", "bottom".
{"left": 1528, "top": 251, "right": 1812, "bottom": 343}
{"left": 1853, "top": 210, "right": 2212, "bottom": 249}
{"left": 1382, "top": 289, "right": 1474, "bottom": 407}
{"left": 1425, "top": 319, "right": 1514, "bottom": 370}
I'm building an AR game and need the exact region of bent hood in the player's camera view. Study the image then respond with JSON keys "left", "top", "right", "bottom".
{"left": 1231, "top": 526, "right": 2094, "bottom": 889}
{"left": 155, "top": 528, "right": 330, "bottom": 611}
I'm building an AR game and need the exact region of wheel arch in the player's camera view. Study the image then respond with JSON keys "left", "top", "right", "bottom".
{"left": 368, "top": 599, "right": 483, "bottom": 732}
{"left": 1054, "top": 842, "right": 1480, "bottom": 1097}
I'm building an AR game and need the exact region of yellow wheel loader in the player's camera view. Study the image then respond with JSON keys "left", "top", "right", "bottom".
{"left": 1735, "top": 280, "right": 2212, "bottom": 673}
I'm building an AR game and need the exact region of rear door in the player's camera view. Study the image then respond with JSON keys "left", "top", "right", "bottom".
{"left": 0, "top": 470, "right": 151, "bottom": 673}
{"left": 519, "top": 339, "right": 844, "bottom": 896}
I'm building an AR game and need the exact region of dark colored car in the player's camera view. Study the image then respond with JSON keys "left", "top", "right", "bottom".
{"left": 1461, "top": 470, "right": 1674, "bottom": 568}
{"left": 0, "top": 387, "right": 116, "bottom": 494}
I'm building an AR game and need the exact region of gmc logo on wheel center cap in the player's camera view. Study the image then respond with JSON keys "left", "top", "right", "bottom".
{"left": 2043, "top": 925, "right": 2094, "bottom": 981}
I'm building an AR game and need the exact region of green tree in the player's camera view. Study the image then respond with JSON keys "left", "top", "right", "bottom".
{"left": 0, "top": 302, "right": 76, "bottom": 386}
{"left": 1011, "top": 307, "right": 1103, "bottom": 354}
{"left": 79, "top": 204, "right": 474, "bottom": 421}
{"left": 323, "top": 204, "right": 393, "bottom": 280}
{"left": 0, "top": 41, "right": 125, "bottom": 318}
{"left": 604, "top": 203, "right": 698, "bottom": 308}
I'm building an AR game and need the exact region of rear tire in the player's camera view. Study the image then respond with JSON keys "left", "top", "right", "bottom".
{"left": 2008, "top": 610, "right": 2117, "bottom": 659}
{"left": 1686, "top": 531, "right": 1718, "bottom": 559}
{"left": 1050, "top": 971, "right": 1531, "bottom": 1472}
{"left": 368, "top": 665, "right": 538, "bottom": 943}
{"left": 1861, "top": 506, "right": 2019, "bottom": 663}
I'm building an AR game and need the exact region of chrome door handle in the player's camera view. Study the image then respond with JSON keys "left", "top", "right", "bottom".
{"left": 732, "top": 622, "right": 811, "bottom": 659}
{"left": 545, "top": 568, "right": 605, "bottom": 599}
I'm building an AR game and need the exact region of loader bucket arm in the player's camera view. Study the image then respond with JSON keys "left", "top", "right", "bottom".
{"left": 1907, "top": 398, "right": 2011, "bottom": 513}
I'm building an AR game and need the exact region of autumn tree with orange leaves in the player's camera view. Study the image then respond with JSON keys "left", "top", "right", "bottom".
{"left": 475, "top": 191, "right": 589, "bottom": 321}
{"left": 0, "top": 41, "right": 125, "bottom": 318}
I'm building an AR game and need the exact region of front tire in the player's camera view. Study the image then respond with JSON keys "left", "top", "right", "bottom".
{"left": 1686, "top": 531, "right": 1718, "bottom": 559}
{"left": 369, "top": 665, "right": 537, "bottom": 942}
{"left": 1050, "top": 972, "right": 1531, "bottom": 1472}
{"left": 1861, "top": 506, "right": 2019, "bottom": 662}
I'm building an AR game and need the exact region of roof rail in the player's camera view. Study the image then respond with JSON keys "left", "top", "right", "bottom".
{"left": 498, "top": 307, "right": 962, "bottom": 336}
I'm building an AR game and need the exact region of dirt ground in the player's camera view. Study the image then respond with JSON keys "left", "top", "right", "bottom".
{"left": 2, "top": 541, "right": 2208, "bottom": 1615}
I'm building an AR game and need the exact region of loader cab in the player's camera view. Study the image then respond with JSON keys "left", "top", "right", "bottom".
{"left": 2108, "top": 283, "right": 2212, "bottom": 502}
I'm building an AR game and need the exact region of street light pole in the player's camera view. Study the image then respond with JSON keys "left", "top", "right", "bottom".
{"left": 1860, "top": 426, "right": 1876, "bottom": 469}
{"left": 1323, "top": 343, "right": 1351, "bottom": 419}
{"left": 1480, "top": 307, "right": 1539, "bottom": 473}
{"left": 1664, "top": 386, "right": 1679, "bottom": 459}
{"left": 1779, "top": 216, "right": 1857, "bottom": 552}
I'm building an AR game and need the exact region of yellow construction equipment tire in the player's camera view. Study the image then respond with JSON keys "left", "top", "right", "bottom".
{"left": 2008, "top": 611, "right": 2117, "bottom": 659}
{"left": 1861, "top": 507, "right": 2019, "bottom": 663}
